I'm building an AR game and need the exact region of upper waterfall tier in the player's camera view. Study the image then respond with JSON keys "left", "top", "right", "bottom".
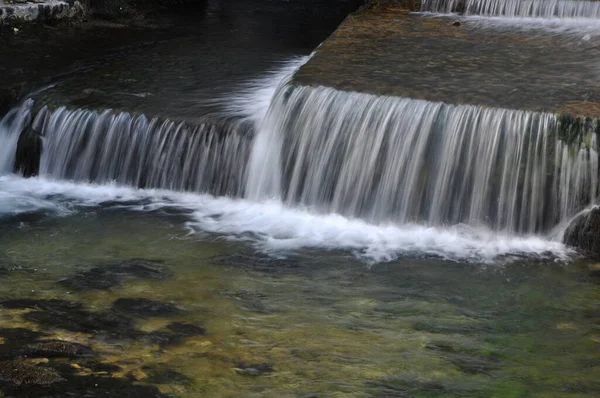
{"left": 421, "top": 0, "right": 600, "bottom": 18}
{"left": 293, "top": 8, "right": 600, "bottom": 117}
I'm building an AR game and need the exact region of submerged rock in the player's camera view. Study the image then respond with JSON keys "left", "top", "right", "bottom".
{"left": 0, "top": 360, "right": 65, "bottom": 386}
{"left": 141, "top": 364, "right": 194, "bottom": 385}
{"left": 564, "top": 206, "right": 600, "bottom": 257}
{"left": 166, "top": 322, "right": 205, "bottom": 337}
{"left": 234, "top": 362, "right": 274, "bottom": 377}
{"left": 22, "top": 340, "right": 94, "bottom": 359}
{"left": 24, "top": 309, "right": 136, "bottom": 337}
{"left": 0, "top": 360, "right": 167, "bottom": 398}
{"left": 58, "top": 259, "right": 172, "bottom": 291}
{"left": 112, "top": 298, "right": 181, "bottom": 318}
{"left": 0, "top": 298, "right": 83, "bottom": 312}
{"left": 0, "top": 328, "right": 48, "bottom": 344}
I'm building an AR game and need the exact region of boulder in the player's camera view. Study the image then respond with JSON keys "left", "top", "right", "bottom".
{"left": 563, "top": 206, "right": 600, "bottom": 256}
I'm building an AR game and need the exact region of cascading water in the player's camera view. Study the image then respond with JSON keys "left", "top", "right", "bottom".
{"left": 0, "top": 100, "right": 33, "bottom": 174}
{"left": 422, "top": 0, "right": 600, "bottom": 18}
{"left": 247, "top": 85, "right": 599, "bottom": 234}
{"left": 2, "top": 84, "right": 598, "bottom": 235}
{"left": 34, "top": 107, "right": 253, "bottom": 196}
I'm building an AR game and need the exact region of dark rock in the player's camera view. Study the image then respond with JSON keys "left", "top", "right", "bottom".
{"left": 21, "top": 340, "right": 94, "bottom": 359}
{"left": 14, "top": 108, "right": 44, "bottom": 177}
{"left": 112, "top": 298, "right": 181, "bottom": 318}
{"left": 451, "top": 20, "right": 461, "bottom": 26}
{"left": 0, "top": 329, "right": 50, "bottom": 361}
{"left": 58, "top": 259, "right": 172, "bottom": 291}
{"left": 0, "top": 360, "right": 65, "bottom": 385}
{"left": 141, "top": 364, "right": 194, "bottom": 385}
{"left": 76, "top": 360, "right": 121, "bottom": 374}
{"left": 0, "top": 328, "right": 48, "bottom": 344}
{"left": 564, "top": 206, "right": 600, "bottom": 257}
{"left": 211, "top": 251, "right": 302, "bottom": 274}
{"left": 234, "top": 362, "right": 274, "bottom": 377}
{"left": 0, "top": 298, "right": 83, "bottom": 312}
{"left": 23, "top": 309, "right": 136, "bottom": 337}
{"left": 137, "top": 331, "right": 183, "bottom": 347}
{"left": 166, "top": 322, "right": 205, "bottom": 336}
{"left": 0, "top": 86, "right": 19, "bottom": 118}
{"left": 0, "top": 361, "right": 167, "bottom": 398}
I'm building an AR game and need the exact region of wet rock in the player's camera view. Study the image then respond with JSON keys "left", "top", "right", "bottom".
{"left": 1, "top": 361, "right": 167, "bottom": 397}
{"left": 112, "top": 298, "right": 181, "bottom": 318}
{"left": 141, "top": 364, "right": 194, "bottom": 385}
{"left": 0, "top": 328, "right": 48, "bottom": 344}
{"left": 23, "top": 309, "right": 135, "bottom": 337}
{"left": 76, "top": 359, "right": 122, "bottom": 374}
{"left": 589, "top": 263, "right": 600, "bottom": 278}
{"left": 0, "top": 360, "right": 65, "bottom": 385}
{"left": 234, "top": 362, "right": 274, "bottom": 376}
{"left": 166, "top": 322, "right": 205, "bottom": 337}
{"left": 58, "top": 259, "right": 172, "bottom": 291}
{"left": 564, "top": 207, "right": 600, "bottom": 257}
{"left": 451, "top": 20, "right": 461, "bottom": 27}
{"left": 138, "top": 330, "right": 183, "bottom": 347}
{"left": 15, "top": 119, "right": 42, "bottom": 177}
{"left": 212, "top": 251, "right": 302, "bottom": 274}
{"left": 0, "top": 298, "right": 83, "bottom": 312}
{"left": 22, "top": 340, "right": 94, "bottom": 359}
{"left": 0, "top": 86, "right": 19, "bottom": 118}
{"left": 0, "top": 328, "right": 50, "bottom": 361}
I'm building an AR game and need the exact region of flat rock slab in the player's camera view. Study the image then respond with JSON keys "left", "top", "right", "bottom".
{"left": 293, "top": 8, "right": 600, "bottom": 116}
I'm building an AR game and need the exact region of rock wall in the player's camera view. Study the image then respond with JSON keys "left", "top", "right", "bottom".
{"left": 362, "top": 0, "right": 421, "bottom": 10}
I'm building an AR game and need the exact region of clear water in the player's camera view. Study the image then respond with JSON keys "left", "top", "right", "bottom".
{"left": 0, "top": 180, "right": 597, "bottom": 397}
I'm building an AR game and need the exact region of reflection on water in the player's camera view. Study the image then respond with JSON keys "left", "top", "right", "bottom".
{"left": 0, "top": 190, "right": 598, "bottom": 396}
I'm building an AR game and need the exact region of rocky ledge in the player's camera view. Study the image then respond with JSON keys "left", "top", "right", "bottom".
{"left": 0, "top": 0, "right": 85, "bottom": 24}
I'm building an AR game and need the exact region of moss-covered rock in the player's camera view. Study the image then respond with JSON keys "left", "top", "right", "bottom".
{"left": 564, "top": 206, "right": 600, "bottom": 257}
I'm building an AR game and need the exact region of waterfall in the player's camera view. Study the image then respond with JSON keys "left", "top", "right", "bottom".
{"left": 421, "top": 0, "right": 600, "bottom": 18}
{"left": 247, "top": 85, "right": 599, "bottom": 233}
{"left": 35, "top": 106, "right": 253, "bottom": 196}
{"left": 0, "top": 100, "right": 33, "bottom": 174}
{"left": 2, "top": 83, "right": 598, "bottom": 235}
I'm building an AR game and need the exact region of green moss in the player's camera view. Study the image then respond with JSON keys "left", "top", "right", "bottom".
{"left": 556, "top": 114, "right": 599, "bottom": 147}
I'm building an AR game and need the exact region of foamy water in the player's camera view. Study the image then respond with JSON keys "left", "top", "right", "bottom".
{"left": 0, "top": 175, "right": 572, "bottom": 263}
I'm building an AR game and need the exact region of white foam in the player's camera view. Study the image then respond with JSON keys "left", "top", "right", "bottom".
{"left": 0, "top": 175, "right": 572, "bottom": 264}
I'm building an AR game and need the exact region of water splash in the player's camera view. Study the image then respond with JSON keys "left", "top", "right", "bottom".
{"left": 0, "top": 175, "right": 572, "bottom": 263}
